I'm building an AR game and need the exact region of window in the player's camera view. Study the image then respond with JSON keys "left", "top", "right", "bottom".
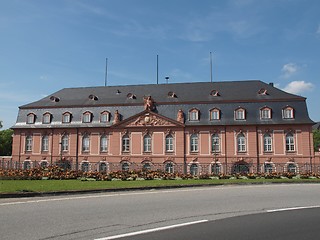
{"left": 165, "top": 162, "right": 174, "bottom": 173}
{"left": 25, "top": 135, "right": 33, "bottom": 152}
{"left": 263, "top": 133, "right": 272, "bottom": 152}
{"left": 260, "top": 108, "right": 271, "bottom": 120}
{"left": 41, "top": 135, "right": 49, "bottom": 152}
{"left": 121, "top": 162, "right": 130, "bottom": 171}
{"left": 83, "top": 111, "right": 92, "bottom": 123}
{"left": 81, "top": 162, "right": 90, "bottom": 172}
{"left": 23, "top": 160, "right": 32, "bottom": 170}
{"left": 82, "top": 134, "right": 90, "bottom": 152}
{"left": 62, "top": 112, "right": 71, "bottom": 123}
{"left": 235, "top": 108, "right": 245, "bottom": 120}
{"left": 42, "top": 113, "right": 52, "bottom": 124}
{"left": 100, "top": 135, "right": 108, "bottom": 152}
{"left": 142, "top": 162, "right": 152, "bottom": 171}
{"left": 40, "top": 161, "right": 48, "bottom": 168}
{"left": 264, "top": 163, "right": 273, "bottom": 173}
{"left": 189, "top": 109, "right": 199, "bottom": 121}
{"left": 190, "top": 134, "right": 199, "bottom": 152}
{"left": 27, "top": 113, "right": 35, "bottom": 124}
{"left": 190, "top": 163, "right": 198, "bottom": 176}
{"left": 99, "top": 162, "right": 108, "bottom": 172}
{"left": 210, "top": 108, "right": 220, "bottom": 120}
{"left": 61, "top": 135, "right": 69, "bottom": 151}
{"left": 143, "top": 134, "right": 152, "bottom": 152}
{"left": 211, "top": 163, "right": 221, "bottom": 175}
{"left": 283, "top": 107, "right": 294, "bottom": 119}
{"left": 237, "top": 133, "right": 246, "bottom": 152}
{"left": 165, "top": 134, "right": 174, "bottom": 152}
{"left": 287, "top": 163, "right": 297, "bottom": 173}
{"left": 286, "top": 133, "right": 295, "bottom": 152}
{"left": 122, "top": 134, "right": 130, "bottom": 152}
{"left": 211, "top": 133, "right": 220, "bottom": 152}
{"left": 100, "top": 111, "right": 110, "bottom": 123}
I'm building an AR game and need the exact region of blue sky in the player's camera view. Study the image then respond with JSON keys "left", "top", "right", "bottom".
{"left": 0, "top": 0, "right": 319, "bottom": 129}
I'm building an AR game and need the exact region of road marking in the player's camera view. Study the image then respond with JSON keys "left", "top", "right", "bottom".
{"left": 267, "top": 205, "right": 320, "bottom": 213}
{"left": 94, "top": 220, "right": 208, "bottom": 240}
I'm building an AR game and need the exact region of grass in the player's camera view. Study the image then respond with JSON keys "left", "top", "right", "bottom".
{"left": 1, "top": 178, "right": 320, "bottom": 194}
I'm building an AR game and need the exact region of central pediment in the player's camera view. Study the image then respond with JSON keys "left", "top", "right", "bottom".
{"left": 112, "top": 110, "right": 184, "bottom": 128}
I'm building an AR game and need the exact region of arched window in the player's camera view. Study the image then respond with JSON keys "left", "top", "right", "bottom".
{"left": 287, "top": 163, "right": 298, "bottom": 173}
{"left": 190, "top": 134, "right": 199, "bottom": 152}
{"left": 237, "top": 133, "right": 246, "bottom": 152}
{"left": 190, "top": 163, "right": 199, "bottom": 176}
{"left": 235, "top": 108, "right": 246, "bottom": 120}
{"left": 61, "top": 135, "right": 69, "bottom": 151}
{"left": 122, "top": 134, "right": 130, "bottom": 152}
{"left": 100, "top": 135, "right": 108, "bottom": 152}
{"left": 211, "top": 133, "right": 220, "bottom": 152}
{"left": 82, "top": 134, "right": 90, "bottom": 152}
{"left": 286, "top": 133, "right": 295, "bottom": 152}
{"left": 189, "top": 108, "right": 199, "bottom": 121}
{"left": 62, "top": 112, "right": 71, "bottom": 123}
{"left": 165, "top": 134, "right": 174, "bottom": 152}
{"left": 121, "top": 162, "right": 130, "bottom": 171}
{"left": 165, "top": 162, "right": 174, "bottom": 173}
{"left": 82, "top": 111, "right": 92, "bottom": 123}
{"left": 27, "top": 113, "right": 36, "bottom": 124}
{"left": 283, "top": 107, "right": 294, "bottom": 119}
{"left": 42, "top": 113, "right": 52, "bottom": 124}
{"left": 25, "top": 135, "right": 33, "bottom": 152}
{"left": 260, "top": 107, "right": 271, "bottom": 120}
{"left": 41, "top": 135, "right": 49, "bottom": 152}
{"left": 100, "top": 111, "right": 110, "bottom": 123}
{"left": 210, "top": 108, "right": 220, "bottom": 120}
{"left": 263, "top": 133, "right": 272, "bottom": 152}
{"left": 143, "top": 134, "right": 152, "bottom": 152}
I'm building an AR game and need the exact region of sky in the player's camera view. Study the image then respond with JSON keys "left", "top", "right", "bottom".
{"left": 0, "top": 0, "right": 319, "bottom": 130}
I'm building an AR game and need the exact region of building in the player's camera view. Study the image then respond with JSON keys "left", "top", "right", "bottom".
{"left": 10, "top": 80, "right": 316, "bottom": 174}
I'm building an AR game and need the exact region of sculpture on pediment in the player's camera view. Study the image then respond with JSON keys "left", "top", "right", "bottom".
{"left": 143, "top": 96, "right": 155, "bottom": 111}
{"left": 129, "top": 114, "right": 174, "bottom": 127}
{"left": 113, "top": 110, "right": 120, "bottom": 124}
{"left": 177, "top": 109, "right": 184, "bottom": 123}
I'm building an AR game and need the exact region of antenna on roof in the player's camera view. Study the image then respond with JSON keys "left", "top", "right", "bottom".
{"left": 210, "top": 52, "right": 213, "bottom": 83}
{"left": 156, "top": 55, "right": 159, "bottom": 84}
{"left": 104, "top": 58, "right": 108, "bottom": 87}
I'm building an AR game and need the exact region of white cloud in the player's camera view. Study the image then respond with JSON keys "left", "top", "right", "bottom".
{"left": 281, "top": 63, "right": 299, "bottom": 79}
{"left": 282, "top": 81, "right": 314, "bottom": 95}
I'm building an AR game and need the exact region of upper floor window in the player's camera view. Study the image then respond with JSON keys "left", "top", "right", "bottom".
{"left": 263, "top": 133, "right": 272, "bottom": 152}
{"left": 285, "top": 132, "right": 295, "bottom": 152}
{"left": 82, "top": 134, "right": 90, "bottom": 152}
{"left": 100, "top": 111, "right": 110, "bottom": 123}
{"left": 143, "top": 134, "right": 152, "bottom": 152}
{"left": 165, "top": 134, "right": 174, "bottom": 152}
{"left": 190, "top": 134, "right": 199, "bottom": 152}
{"left": 211, "top": 133, "right": 220, "bottom": 152}
{"left": 61, "top": 135, "right": 69, "bottom": 151}
{"left": 27, "top": 113, "right": 36, "bottom": 124}
{"left": 82, "top": 111, "right": 92, "bottom": 123}
{"left": 237, "top": 133, "right": 246, "bottom": 152}
{"left": 260, "top": 107, "right": 271, "bottom": 120}
{"left": 122, "top": 134, "right": 130, "bottom": 152}
{"left": 100, "top": 134, "right": 108, "bottom": 152}
{"left": 42, "top": 113, "right": 52, "bottom": 124}
{"left": 25, "top": 135, "right": 33, "bottom": 151}
{"left": 41, "top": 135, "right": 49, "bottom": 152}
{"left": 235, "top": 108, "right": 246, "bottom": 120}
{"left": 210, "top": 108, "right": 220, "bottom": 120}
{"left": 283, "top": 107, "right": 294, "bottom": 119}
{"left": 62, "top": 112, "right": 71, "bottom": 123}
{"left": 189, "top": 108, "right": 199, "bottom": 121}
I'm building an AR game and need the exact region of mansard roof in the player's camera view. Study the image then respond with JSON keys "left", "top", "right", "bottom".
{"left": 20, "top": 80, "right": 305, "bottom": 109}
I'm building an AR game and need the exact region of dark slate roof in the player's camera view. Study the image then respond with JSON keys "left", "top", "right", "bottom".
{"left": 20, "top": 80, "right": 304, "bottom": 109}
{"left": 13, "top": 80, "right": 314, "bottom": 129}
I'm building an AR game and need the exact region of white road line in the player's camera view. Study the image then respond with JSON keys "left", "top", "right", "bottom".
{"left": 267, "top": 205, "right": 320, "bottom": 213}
{"left": 94, "top": 220, "right": 208, "bottom": 240}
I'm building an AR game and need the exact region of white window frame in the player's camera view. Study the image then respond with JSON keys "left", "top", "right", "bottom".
{"left": 42, "top": 113, "right": 51, "bottom": 124}
{"left": 235, "top": 109, "right": 245, "bottom": 120}
{"left": 263, "top": 133, "right": 272, "bottom": 152}
{"left": 25, "top": 135, "right": 33, "bottom": 152}
{"left": 189, "top": 109, "right": 199, "bottom": 121}
{"left": 237, "top": 133, "right": 246, "bottom": 152}
{"left": 61, "top": 135, "right": 69, "bottom": 151}
{"left": 100, "top": 111, "right": 110, "bottom": 123}
{"left": 143, "top": 134, "right": 152, "bottom": 152}
{"left": 122, "top": 134, "right": 130, "bottom": 152}
{"left": 82, "top": 134, "right": 90, "bottom": 152}
{"left": 211, "top": 133, "right": 220, "bottom": 152}
{"left": 100, "top": 135, "right": 108, "bottom": 152}
{"left": 261, "top": 108, "right": 271, "bottom": 120}
{"left": 210, "top": 109, "right": 220, "bottom": 120}
{"left": 283, "top": 107, "right": 294, "bottom": 119}
{"left": 165, "top": 134, "right": 174, "bottom": 152}
{"left": 41, "top": 135, "right": 49, "bottom": 152}
{"left": 190, "top": 134, "right": 199, "bottom": 152}
{"left": 83, "top": 112, "right": 92, "bottom": 123}
{"left": 286, "top": 133, "right": 295, "bottom": 152}
{"left": 27, "top": 114, "right": 35, "bottom": 124}
{"left": 62, "top": 113, "right": 71, "bottom": 123}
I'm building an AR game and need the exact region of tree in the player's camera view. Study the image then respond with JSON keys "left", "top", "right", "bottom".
{"left": 0, "top": 120, "right": 2, "bottom": 129}
{"left": 313, "top": 129, "right": 320, "bottom": 152}
{"left": 0, "top": 129, "right": 13, "bottom": 156}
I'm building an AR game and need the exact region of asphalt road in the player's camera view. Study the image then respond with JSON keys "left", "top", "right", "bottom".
{"left": 1, "top": 183, "right": 320, "bottom": 240}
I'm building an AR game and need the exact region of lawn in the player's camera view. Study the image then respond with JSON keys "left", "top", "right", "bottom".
{"left": 1, "top": 178, "right": 320, "bottom": 194}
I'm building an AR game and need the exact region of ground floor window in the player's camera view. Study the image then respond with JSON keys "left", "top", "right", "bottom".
{"left": 142, "top": 162, "right": 152, "bottom": 171}
{"left": 81, "top": 162, "right": 90, "bottom": 172}
{"left": 211, "top": 162, "right": 221, "bottom": 175}
{"left": 264, "top": 163, "right": 274, "bottom": 173}
{"left": 232, "top": 162, "right": 249, "bottom": 174}
{"left": 190, "top": 163, "right": 199, "bottom": 176}
{"left": 99, "top": 161, "right": 108, "bottom": 172}
{"left": 165, "top": 162, "right": 174, "bottom": 173}
{"left": 287, "top": 162, "right": 298, "bottom": 173}
{"left": 40, "top": 160, "right": 48, "bottom": 168}
{"left": 23, "top": 160, "right": 32, "bottom": 170}
{"left": 121, "top": 162, "right": 130, "bottom": 171}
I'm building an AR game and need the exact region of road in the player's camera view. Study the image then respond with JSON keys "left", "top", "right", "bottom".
{"left": 1, "top": 184, "right": 320, "bottom": 240}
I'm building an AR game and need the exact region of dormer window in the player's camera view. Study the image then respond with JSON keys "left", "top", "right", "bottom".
{"left": 127, "top": 93, "right": 136, "bottom": 99}
{"left": 210, "top": 90, "right": 220, "bottom": 97}
{"left": 100, "top": 111, "right": 110, "bottom": 123}
{"left": 27, "top": 113, "right": 36, "bottom": 124}
{"left": 168, "top": 91, "right": 177, "bottom": 98}
{"left": 42, "top": 112, "right": 52, "bottom": 124}
{"left": 189, "top": 108, "right": 199, "bottom": 121}
{"left": 62, "top": 112, "right": 71, "bottom": 123}
{"left": 49, "top": 96, "right": 60, "bottom": 102}
{"left": 83, "top": 111, "right": 92, "bottom": 123}
{"left": 235, "top": 108, "right": 246, "bottom": 120}
{"left": 258, "top": 88, "right": 268, "bottom": 95}
{"left": 210, "top": 108, "right": 220, "bottom": 120}
{"left": 283, "top": 106, "right": 294, "bottom": 119}
{"left": 88, "top": 94, "right": 98, "bottom": 101}
{"left": 260, "top": 107, "right": 271, "bottom": 120}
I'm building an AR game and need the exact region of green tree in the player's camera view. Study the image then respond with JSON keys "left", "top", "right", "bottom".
{"left": 0, "top": 129, "right": 13, "bottom": 156}
{"left": 313, "top": 129, "right": 320, "bottom": 152}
